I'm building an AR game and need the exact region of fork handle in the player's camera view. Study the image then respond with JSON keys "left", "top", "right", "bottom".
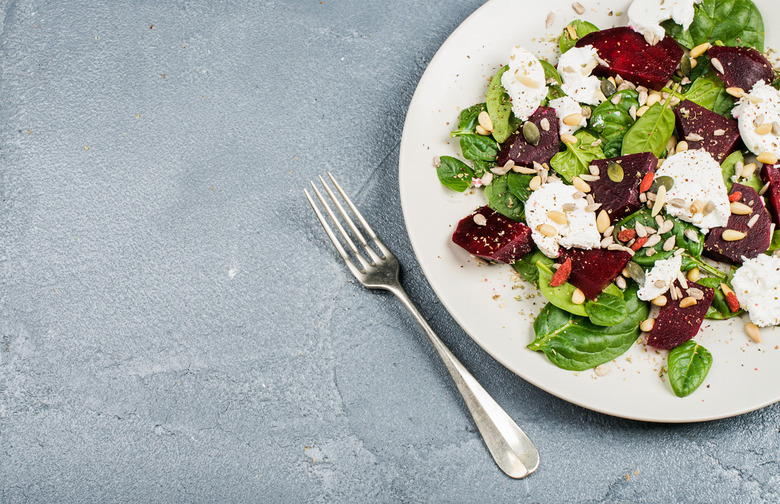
{"left": 387, "top": 284, "right": 540, "bottom": 479}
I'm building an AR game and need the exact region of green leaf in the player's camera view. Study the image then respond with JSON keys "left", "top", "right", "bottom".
{"left": 550, "top": 130, "right": 605, "bottom": 183}
{"left": 486, "top": 66, "right": 516, "bottom": 144}
{"left": 436, "top": 156, "right": 474, "bottom": 192}
{"left": 589, "top": 89, "right": 639, "bottom": 142}
{"left": 539, "top": 59, "right": 562, "bottom": 84}
{"left": 459, "top": 134, "right": 499, "bottom": 162}
{"left": 667, "top": 341, "right": 713, "bottom": 397}
{"left": 537, "top": 260, "right": 588, "bottom": 317}
{"left": 698, "top": 276, "right": 742, "bottom": 319}
{"left": 721, "top": 150, "right": 763, "bottom": 192}
{"left": 505, "top": 171, "right": 535, "bottom": 203}
{"left": 682, "top": 72, "right": 733, "bottom": 114}
{"left": 613, "top": 209, "right": 706, "bottom": 269}
{"left": 485, "top": 174, "right": 524, "bottom": 221}
{"left": 621, "top": 102, "right": 676, "bottom": 157}
{"left": 585, "top": 284, "right": 628, "bottom": 327}
{"left": 451, "top": 103, "right": 487, "bottom": 137}
{"left": 768, "top": 230, "right": 780, "bottom": 252}
{"left": 471, "top": 159, "right": 494, "bottom": 178}
{"left": 661, "top": 0, "right": 764, "bottom": 52}
{"left": 528, "top": 286, "right": 648, "bottom": 371}
{"left": 512, "top": 250, "right": 547, "bottom": 285}
{"left": 559, "top": 20, "right": 600, "bottom": 54}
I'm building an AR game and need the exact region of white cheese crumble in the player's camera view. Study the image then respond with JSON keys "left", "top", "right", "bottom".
{"left": 637, "top": 254, "right": 682, "bottom": 301}
{"left": 732, "top": 81, "right": 780, "bottom": 158}
{"left": 655, "top": 149, "right": 731, "bottom": 232}
{"left": 525, "top": 180, "right": 601, "bottom": 258}
{"left": 731, "top": 254, "right": 780, "bottom": 327}
{"left": 549, "top": 96, "right": 586, "bottom": 136}
{"left": 501, "top": 46, "right": 548, "bottom": 121}
{"left": 558, "top": 46, "right": 605, "bottom": 106}
{"left": 627, "top": 0, "right": 701, "bottom": 42}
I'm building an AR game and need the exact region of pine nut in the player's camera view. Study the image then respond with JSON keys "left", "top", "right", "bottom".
{"left": 529, "top": 175, "right": 542, "bottom": 191}
{"left": 726, "top": 87, "right": 745, "bottom": 98}
{"left": 730, "top": 202, "right": 753, "bottom": 215}
{"left": 745, "top": 322, "right": 761, "bottom": 343}
{"left": 540, "top": 118, "right": 550, "bottom": 131}
{"left": 690, "top": 199, "right": 705, "bottom": 214}
{"left": 561, "top": 133, "right": 578, "bottom": 144}
{"left": 596, "top": 210, "right": 610, "bottom": 234}
{"left": 572, "top": 288, "right": 586, "bottom": 305}
{"left": 478, "top": 111, "right": 494, "bottom": 132}
{"left": 757, "top": 152, "right": 779, "bottom": 165}
{"left": 742, "top": 163, "right": 757, "bottom": 178}
{"left": 651, "top": 295, "right": 668, "bottom": 307}
{"left": 547, "top": 210, "right": 568, "bottom": 224}
{"left": 636, "top": 105, "right": 650, "bottom": 117}
{"left": 563, "top": 113, "right": 583, "bottom": 126}
{"left": 640, "top": 318, "right": 656, "bottom": 332}
{"left": 538, "top": 223, "right": 557, "bottom": 237}
{"left": 515, "top": 71, "right": 541, "bottom": 88}
{"left": 755, "top": 123, "right": 773, "bottom": 135}
{"left": 675, "top": 141, "right": 689, "bottom": 153}
{"left": 690, "top": 42, "right": 710, "bottom": 58}
{"left": 686, "top": 267, "right": 700, "bottom": 282}
{"left": 722, "top": 229, "right": 746, "bottom": 241}
{"left": 720, "top": 283, "right": 735, "bottom": 297}
{"left": 679, "top": 296, "right": 697, "bottom": 308}
{"left": 646, "top": 94, "right": 662, "bottom": 107}
{"left": 572, "top": 177, "right": 591, "bottom": 193}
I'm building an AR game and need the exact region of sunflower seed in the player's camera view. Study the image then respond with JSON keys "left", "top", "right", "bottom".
{"left": 677, "top": 271, "right": 689, "bottom": 290}
{"left": 662, "top": 236, "right": 676, "bottom": 251}
{"left": 685, "top": 133, "right": 704, "bottom": 142}
{"left": 644, "top": 234, "right": 661, "bottom": 248}
{"left": 546, "top": 11, "right": 555, "bottom": 28}
{"left": 683, "top": 228, "right": 700, "bottom": 243}
{"left": 687, "top": 287, "right": 704, "bottom": 300}
{"left": 748, "top": 213, "right": 760, "bottom": 228}
{"left": 711, "top": 57, "right": 724, "bottom": 74}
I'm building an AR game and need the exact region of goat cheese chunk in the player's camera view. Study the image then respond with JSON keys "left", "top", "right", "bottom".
{"left": 731, "top": 254, "right": 780, "bottom": 327}
{"left": 501, "top": 46, "right": 548, "bottom": 121}
{"left": 525, "top": 180, "right": 601, "bottom": 258}
{"left": 732, "top": 81, "right": 780, "bottom": 158}
{"left": 638, "top": 254, "right": 682, "bottom": 301}
{"left": 549, "top": 96, "right": 586, "bottom": 136}
{"left": 627, "top": 0, "right": 701, "bottom": 42}
{"left": 558, "top": 46, "right": 605, "bottom": 106}
{"left": 655, "top": 149, "right": 731, "bottom": 232}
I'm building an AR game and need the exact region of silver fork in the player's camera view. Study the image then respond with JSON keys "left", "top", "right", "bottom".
{"left": 304, "top": 173, "right": 540, "bottom": 479}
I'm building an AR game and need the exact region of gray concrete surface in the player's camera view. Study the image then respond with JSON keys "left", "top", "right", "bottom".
{"left": 1, "top": 0, "right": 779, "bottom": 502}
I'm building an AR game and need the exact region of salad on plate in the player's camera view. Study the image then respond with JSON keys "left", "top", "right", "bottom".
{"left": 435, "top": 0, "right": 780, "bottom": 398}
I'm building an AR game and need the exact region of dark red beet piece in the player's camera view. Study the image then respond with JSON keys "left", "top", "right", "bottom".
{"left": 761, "top": 164, "right": 780, "bottom": 224}
{"left": 704, "top": 184, "right": 772, "bottom": 264}
{"left": 557, "top": 247, "right": 631, "bottom": 300}
{"left": 451, "top": 206, "right": 534, "bottom": 263}
{"left": 589, "top": 152, "right": 657, "bottom": 223}
{"left": 646, "top": 280, "right": 714, "bottom": 350}
{"left": 496, "top": 107, "right": 558, "bottom": 168}
{"left": 708, "top": 46, "right": 774, "bottom": 93}
{"left": 674, "top": 100, "right": 740, "bottom": 163}
{"left": 576, "top": 27, "right": 683, "bottom": 91}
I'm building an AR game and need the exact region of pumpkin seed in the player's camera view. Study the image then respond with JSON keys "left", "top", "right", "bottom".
{"left": 651, "top": 175, "right": 674, "bottom": 192}
{"left": 600, "top": 78, "right": 617, "bottom": 98}
{"left": 523, "top": 121, "right": 540, "bottom": 146}
{"left": 607, "top": 162, "right": 624, "bottom": 183}
{"left": 680, "top": 53, "right": 691, "bottom": 76}
{"left": 626, "top": 261, "right": 645, "bottom": 285}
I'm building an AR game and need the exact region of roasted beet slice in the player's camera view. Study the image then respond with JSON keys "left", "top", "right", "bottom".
{"left": 576, "top": 27, "right": 683, "bottom": 91}
{"left": 557, "top": 247, "right": 631, "bottom": 300}
{"left": 496, "top": 107, "right": 558, "bottom": 168}
{"left": 761, "top": 164, "right": 780, "bottom": 224}
{"left": 674, "top": 100, "right": 740, "bottom": 163}
{"left": 708, "top": 46, "right": 774, "bottom": 93}
{"left": 704, "top": 184, "right": 772, "bottom": 264}
{"left": 452, "top": 206, "right": 533, "bottom": 263}
{"left": 589, "top": 152, "right": 657, "bottom": 223}
{"left": 646, "top": 280, "right": 714, "bottom": 350}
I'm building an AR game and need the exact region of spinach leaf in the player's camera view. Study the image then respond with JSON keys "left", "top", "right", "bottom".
{"left": 661, "top": 0, "right": 764, "bottom": 52}
{"left": 486, "top": 65, "right": 516, "bottom": 144}
{"left": 585, "top": 284, "right": 628, "bottom": 327}
{"left": 698, "top": 276, "right": 742, "bottom": 319}
{"left": 768, "top": 230, "right": 780, "bottom": 252}
{"left": 471, "top": 159, "right": 494, "bottom": 178}
{"left": 682, "top": 72, "right": 733, "bottom": 114}
{"left": 621, "top": 102, "right": 676, "bottom": 157}
{"left": 589, "top": 89, "right": 639, "bottom": 142}
{"left": 513, "top": 250, "right": 547, "bottom": 285}
{"left": 540, "top": 59, "right": 562, "bottom": 84}
{"left": 459, "top": 134, "right": 499, "bottom": 162}
{"left": 451, "top": 103, "right": 487, "bottom": 137}
{"left": 602, "top": 136, "right": 624, "bottom": 159}
{"left": 550, "top": 130, "right": 605, "bottom": 183}
{"left": 528, "top": 286, "right": 648, "bottom": 371}
{"left": 506, "top": 171, "right": 535, "bottom": 203}
{"left": 559, "top": 20, "right": 600, "bottom": 54}
{"left": 537, "top": 260, "right": 588, "bottom": 317}
{"left": 667, "top": 341, "right": 713, "bottom": 397}
{"left": 721, "top": 150, "right": 763, "bottom": 192}
{"left": 436, "top": 156, "right": 474, "bottom": 192}
{"left": 485, "top": 174, "right": 524, "bottom": 221}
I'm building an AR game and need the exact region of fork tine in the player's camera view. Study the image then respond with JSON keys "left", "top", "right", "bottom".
{"left": 317, "top": 175, "right": 381, "bottom": 264}
{"left": 308, "top": 181, "right": 371, "bottom": 270}
{"left": 327, "top": 172, "right": 391, "bottom": 258}
{"left": 304, "top": 188, "right": 364, "bottom": 278}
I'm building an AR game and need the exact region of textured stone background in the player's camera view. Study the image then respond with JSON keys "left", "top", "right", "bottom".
{"left": 1, "top": 0, "right": 779, "bottom": 502}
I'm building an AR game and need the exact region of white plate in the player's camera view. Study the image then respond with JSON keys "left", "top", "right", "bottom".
{"left": 399, "top": 0, "right": 780, "bottom": 422}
